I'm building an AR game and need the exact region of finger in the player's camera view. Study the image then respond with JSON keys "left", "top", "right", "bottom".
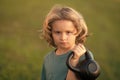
{"left": 78, "top": 43, "right": 85, "bottom": 50}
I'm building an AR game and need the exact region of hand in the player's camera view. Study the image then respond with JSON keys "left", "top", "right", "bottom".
{"left": 72, "top": 43, "right": 86, "bottom": 60}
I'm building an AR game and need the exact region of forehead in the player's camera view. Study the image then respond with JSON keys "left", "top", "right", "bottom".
{"left": 52, "top": 20, "right": 76, "bottom": 31}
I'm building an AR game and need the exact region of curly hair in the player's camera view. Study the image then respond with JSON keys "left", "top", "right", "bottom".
{"left": 42, "top": 5, "right": 88, "bottom": 47}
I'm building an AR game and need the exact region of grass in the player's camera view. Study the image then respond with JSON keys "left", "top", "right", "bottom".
{"left": 0, "top": 0, "right": 120, "bottom": 80}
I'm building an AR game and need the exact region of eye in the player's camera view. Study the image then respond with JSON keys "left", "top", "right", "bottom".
{"left": 54, "top": 31, "right": 61, "bottom": 34}
{"left": 66, "top": 31, "right": 72, "bottom": 34}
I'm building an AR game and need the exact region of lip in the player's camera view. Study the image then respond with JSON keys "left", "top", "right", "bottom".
{"left": 60, "top": 42, "right": 67, "bottom": 44}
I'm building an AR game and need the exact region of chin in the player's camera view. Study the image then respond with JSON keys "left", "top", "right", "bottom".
{"left": 62, "top": 46, "right": 72, "bottom": 50}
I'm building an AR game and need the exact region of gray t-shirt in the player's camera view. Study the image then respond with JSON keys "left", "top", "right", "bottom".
{"left": 41, "top": 50, "right": 93, "bottom": 80}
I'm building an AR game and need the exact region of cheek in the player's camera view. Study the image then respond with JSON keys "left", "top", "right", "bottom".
{"left": 72, "top": 37, "right": 76, "bottom": 42}
{"left": 69, "top": 36, "right": 77, "bottom": 42}
{"left": 52, "top": 35, "right": 59, "bottom": 42}
{"left": 53, "top": 37, "right": 57, "bottom": 41}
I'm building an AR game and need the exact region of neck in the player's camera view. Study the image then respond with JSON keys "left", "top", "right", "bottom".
{"left": 56, "top": 49, "right": 68, "bottom": 55}
{"left": 56, "top": 45, "right": 75, "bottom": 55}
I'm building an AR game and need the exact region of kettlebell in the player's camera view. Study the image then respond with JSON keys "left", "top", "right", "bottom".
{"left": 66, "top": 50, "right": 100, "bottom": 80}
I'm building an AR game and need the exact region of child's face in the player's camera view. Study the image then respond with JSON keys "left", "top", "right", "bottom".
{"left": 52, "top": 20, "right": 78, "bottom": 50}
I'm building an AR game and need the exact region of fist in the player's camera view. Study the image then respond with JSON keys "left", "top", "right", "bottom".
{"left": 72, "top": 43, "right": 86, "bottom": 60}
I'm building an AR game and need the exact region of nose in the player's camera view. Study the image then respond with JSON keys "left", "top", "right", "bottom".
{"left": 60, "top": 33, "right": 67, "bottom": 41}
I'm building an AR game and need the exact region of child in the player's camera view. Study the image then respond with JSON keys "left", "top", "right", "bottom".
{"left": 41, "top": 5, "right": 94, "bottom": 80}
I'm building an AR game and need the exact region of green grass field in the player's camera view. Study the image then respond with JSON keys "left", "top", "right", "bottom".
{"left": 0, "top": 0, "right": 120, "bottom": 80}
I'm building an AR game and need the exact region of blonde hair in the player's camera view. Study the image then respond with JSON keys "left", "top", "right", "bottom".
{"left": 42, "top": 5, "right": 88, "bottom": 47}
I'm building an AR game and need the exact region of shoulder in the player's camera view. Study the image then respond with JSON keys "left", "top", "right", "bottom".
{"left": 45, "top": 50, "right": 54, "bottom": 57}
{"left": 87, "top": 50, "right": 94, "bottom": 59}
{"left": 44, "top": 50, "right": 55, "bottom": 61}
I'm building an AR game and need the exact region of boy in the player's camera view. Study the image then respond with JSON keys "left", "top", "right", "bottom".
{"left": 41, "top": 5, "right": 94, "bottom": 80}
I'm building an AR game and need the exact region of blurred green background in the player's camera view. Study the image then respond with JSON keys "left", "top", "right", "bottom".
{"left": 0, "top": 0, "right": 120, "bottom": 80}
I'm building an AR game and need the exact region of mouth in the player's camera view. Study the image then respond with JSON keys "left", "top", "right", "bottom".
{"left": 60, "top": 42, "right": 67, "bottom": 44}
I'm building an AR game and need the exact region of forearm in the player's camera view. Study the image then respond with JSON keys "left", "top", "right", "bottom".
{"left": 70, "top": 57, "right": 79, "bottom": 67}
